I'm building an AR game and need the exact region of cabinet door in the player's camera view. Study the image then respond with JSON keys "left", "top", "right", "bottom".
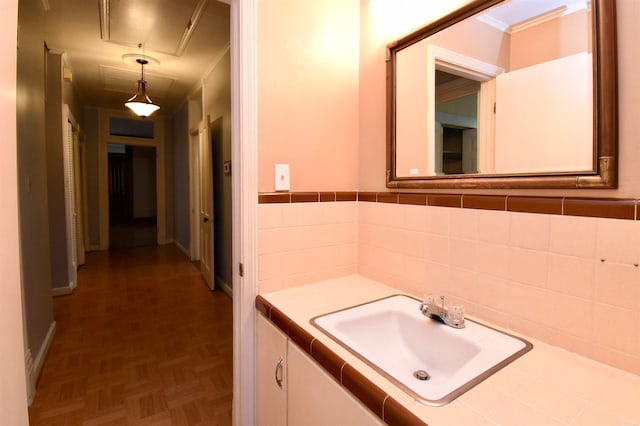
{"left": 287, "top": 342, "right": 383, "bottom": 426}
{"left": 256, "top": 314, "right": 287, "bottom": 426}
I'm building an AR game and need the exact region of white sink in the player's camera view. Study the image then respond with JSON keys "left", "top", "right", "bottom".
{"left": 311, "top": 295, "right": 532, "bottom": 405}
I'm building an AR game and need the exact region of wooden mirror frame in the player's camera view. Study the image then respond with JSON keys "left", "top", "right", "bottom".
{"left": 386, "top": 0, "right": 617, "bottom": 189}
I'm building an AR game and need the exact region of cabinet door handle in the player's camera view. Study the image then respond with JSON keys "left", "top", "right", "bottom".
{"left": 274, "top": 357, "right": 284, "bottom": 388}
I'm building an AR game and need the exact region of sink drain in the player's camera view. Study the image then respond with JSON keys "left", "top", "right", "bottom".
{"left": 413, "top": 370, "right": 431, "bottom": 381}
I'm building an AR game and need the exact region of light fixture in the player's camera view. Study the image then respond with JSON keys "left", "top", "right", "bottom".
{"left": 125, "top": 58, "right": 160, "bottom": 118}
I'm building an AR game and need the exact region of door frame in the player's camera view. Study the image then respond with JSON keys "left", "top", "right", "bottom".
{"left": 231, "top": 0, "right": 258, "bottom": 424}
{"left": 97, "top": 109, "right": 166, "bottom": 250}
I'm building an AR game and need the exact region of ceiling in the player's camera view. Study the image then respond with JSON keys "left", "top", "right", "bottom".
{"left": 44, "top": 0, "right": 231, "bottom": 116}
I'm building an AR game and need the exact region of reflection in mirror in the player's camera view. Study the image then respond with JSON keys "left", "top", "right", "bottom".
{"left": 388, "top": 0, "right": 617, "bottom": 189}
{"left": 435, "top": 71, "right": 479, "bottom": 175}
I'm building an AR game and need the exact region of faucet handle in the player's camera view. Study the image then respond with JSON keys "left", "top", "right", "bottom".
{"left": 447, "top": 304, "right": 465, "bottom": 326}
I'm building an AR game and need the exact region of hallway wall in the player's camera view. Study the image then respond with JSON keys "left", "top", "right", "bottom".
{"left": 172, "top": 102, "right": 190, "bottom": 253}
{"left": 16, "top": 0, "right": 55, "bottom": 395}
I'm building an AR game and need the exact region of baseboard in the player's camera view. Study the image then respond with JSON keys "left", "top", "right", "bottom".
{"left": 216, "top": 276, "right": 233, "bottom": 298}
{"left": 25, "top": 350, "right": 34, "bottom": 405}
{"left": 174, "top": 240, "right": 190, "bottom": 257}
{"left": 51, "top": 282, "right": 74, "bottom": 297}
{"left": 86, "top": 244, "right": 100, "bottom": 252}
{"left": 26, "top": 321, "right": 56, "bottom": 405}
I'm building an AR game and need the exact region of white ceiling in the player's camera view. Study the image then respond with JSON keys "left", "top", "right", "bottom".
{"left": 44, "top": 0, "right": 230, "bottom": 116}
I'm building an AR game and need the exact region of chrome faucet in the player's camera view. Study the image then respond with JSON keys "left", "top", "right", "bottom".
{"left": 419, "top": 295, "right": 465, "bottom": 329}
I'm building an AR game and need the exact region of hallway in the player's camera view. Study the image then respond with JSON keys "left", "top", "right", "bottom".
{"left": 28, "top": 245, "right": 233, "bottom": 425}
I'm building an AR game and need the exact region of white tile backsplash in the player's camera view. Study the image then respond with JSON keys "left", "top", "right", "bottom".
{"left": 259, "top": 199, "right": 640, "bottom": 375}
{"left": 508, "top": 248, "right": 549, "bottom": 288}
{"left": 450, "top": 208, "right": 479, "bottom": 240}
{"left": 476, "top": 209, "right": 510, "bottom": 244}
{"left": 596, "top": 217, "right": 640, "bottom": 265}
{"left": 595, "top": 261, "right": 640, "bottom": 310}
{"left": 425, "top": 205, "right": 451, "bottom": 235}
{"left": 547, "top": 254, "right": 595, "bottom": 299}
{"left": 355, "top": 202, "right": 640, "bottom": 375}
{"left": 509, "top": 211, "right": 551, "bottom": 251}
{"left": 549, "top": 215, "right": 597, "bottom": 258}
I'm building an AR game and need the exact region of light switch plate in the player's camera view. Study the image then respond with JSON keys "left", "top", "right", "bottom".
{"left": 274, "top": 164, "right": 290, "bottom": 191}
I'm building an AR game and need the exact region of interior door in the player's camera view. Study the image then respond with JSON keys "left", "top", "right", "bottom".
{"left": 198, "top": 119, "right": 215, "bottom": 290}
{"left": 62, "top": 107, "right": 78, "bottom": 289}
{"left": 72, "top": 125, "right": 85, "bottom": 266}
{"left": 189, "top": 129, "right": 201, "bottom": 261}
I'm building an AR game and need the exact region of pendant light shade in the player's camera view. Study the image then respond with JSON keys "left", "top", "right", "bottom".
{"left": 125, "top": 59, "right": 160, "bottom": 118}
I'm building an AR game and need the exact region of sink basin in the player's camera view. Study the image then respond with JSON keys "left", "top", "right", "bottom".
{"left": 311, "top": 294, "right": 532, "bottom": 405}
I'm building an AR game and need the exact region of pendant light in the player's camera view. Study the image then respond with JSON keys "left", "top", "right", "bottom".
{"left": 125, "top": 58, "right": 160, "bottom": 118}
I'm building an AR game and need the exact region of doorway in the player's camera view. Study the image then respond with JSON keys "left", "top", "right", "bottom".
{"left": 108, "top": 144, "right": 158, "bottom": 249}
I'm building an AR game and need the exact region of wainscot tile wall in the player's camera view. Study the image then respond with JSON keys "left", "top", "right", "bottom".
{"left": 258, "top": 192, "right": 640, "bottom": 375}
{"left": 258, "top": 192, "right": 358, "bottom": 293}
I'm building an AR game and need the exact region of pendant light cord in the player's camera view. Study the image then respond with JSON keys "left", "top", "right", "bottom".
{"left": 139, "top": 42, "right": 145, "bottom": 81}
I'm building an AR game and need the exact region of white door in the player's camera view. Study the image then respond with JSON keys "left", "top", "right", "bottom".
{"left": 62, "top": 105, "right": 78, "bottom": 289}
{"left": 189, "top": 129, "right": 201, "bottom": 261}
{"left": 198, "top": 119, "right": 214, "bottom": 289}
{"left": 72, "top": 126, "right": 85, "bottom": 266}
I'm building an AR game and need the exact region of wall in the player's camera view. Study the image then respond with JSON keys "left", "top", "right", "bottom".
{"left": 256, "top": 0, "right": 361, "bottom": 292}
{"left": 164, "top": 117, "right": 175, "bottom": 241}
{"left": 204, "top": 47, "right": 233, "bottom": 290}
{"left": 257, "top": 0, "right": 360, "bottom": 192}
{"left": 16, "top": 0, "right": 55, "bottom": 390}
{"left": 510, "top": 9, "right": 591, "bottom": 71}
{"left": 494, "top": 52, "right": 592, "bottom": 173}
{"left": 172, "top": 102, "right": 190, "bottom": 252}
{"left": 0, "top": 0, "right": 30, "bottom": 421}
{"left": 430, "top": 14, "right": 510, "bottom": 71}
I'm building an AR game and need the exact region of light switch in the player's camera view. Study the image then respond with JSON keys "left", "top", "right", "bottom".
{"left": 274, "top": 164, "right": 290, "bottom": 191}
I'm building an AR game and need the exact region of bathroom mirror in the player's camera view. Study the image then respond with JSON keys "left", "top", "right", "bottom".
{"left": 387, "top": 0, "right": 617, "bottom": 189}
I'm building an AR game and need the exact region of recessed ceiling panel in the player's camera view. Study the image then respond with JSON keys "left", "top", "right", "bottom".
{"left": 103, "top": 0, "right": 204, "bottom": 55}
{"left": 100, "top": 65, "right": 175, "bottom": 98}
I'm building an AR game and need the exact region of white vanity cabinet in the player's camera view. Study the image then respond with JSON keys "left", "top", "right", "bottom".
{"left": 287, "top": 342, "right": 383, "bottom": 426}
{"left": 256, "top": 313, "right": 287, "bottom": 426}
{"left": 256, "top": 313, "right": 383, "bottom": 426}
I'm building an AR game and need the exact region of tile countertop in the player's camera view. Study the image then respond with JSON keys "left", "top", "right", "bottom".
{"left": 258, "top": 275, "right": 640, "bottom": 426}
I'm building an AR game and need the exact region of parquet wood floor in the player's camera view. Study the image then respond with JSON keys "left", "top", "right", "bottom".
{"left": 28, "top": 246, "right": 233, "bottom": 425}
